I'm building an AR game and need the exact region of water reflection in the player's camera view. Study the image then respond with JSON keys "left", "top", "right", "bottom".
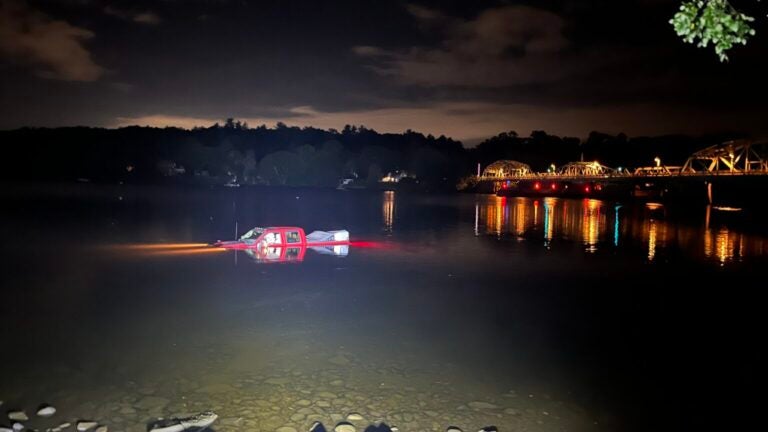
{"left": 382, "top": 191, "right": 395, "bottom": 232}
{"left": 473, "top": 195, "right": 767, "bottom": 264}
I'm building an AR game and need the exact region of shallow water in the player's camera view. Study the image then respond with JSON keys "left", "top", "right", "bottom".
{"left": 1, "top": 184, "right": 765, "bottom": 432}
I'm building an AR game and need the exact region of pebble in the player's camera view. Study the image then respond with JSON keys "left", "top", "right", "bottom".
{"left": 77, "top": 421, "right": 98, "bottom": 431}
{"left": 8, "top": 412, "right": 28, "bottom": 422}
{"left": 468, "top": 401, "right": 498, "bottom": 410}
{"left": 59, "top": 423, "right": 72, "bottom": 429}
{"left": 333, "top": 423, "right": 355, "bottom": 432}
{"left": 328, "top": 355, "right": 350, "bottom": 366}
{"left": 38, "top": 405, "right": 57, "bottom": 417}
{"left": 345, "top": 413, "right": 364, "bottom": 422}
{"left": 12, "top": 424, "right": 23, "bottom": 432}
{"left": 446, "top": 427, "right": 463, "bottom": 432}
{"left": 135, "top": 396, "right": 169, "bottom": 410}
{"left": 0, "top": 428, "right": 12, "bottom": 432}
{"left": 95, "top": 427, "right": 108, "bottom": 432}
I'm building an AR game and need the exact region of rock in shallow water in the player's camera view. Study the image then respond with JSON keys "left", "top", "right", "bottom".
{"left": 37, "top": 405, "right": 57, "bottom": 417}
{"left": 468, "top": 401, "right": 498, "bottom": 410}
{"left": 345, "top": 413, "right": 364, "bottom": 422}
{"left": 8, "top": 412, "right": 28, "bottom": 422}
{"left": 77, "top": 421, "right": 99, "bottom": 431}
{"left": 446, "top": 427, "right": 463, "bottom": 432}
{"left": 333, "top": 422, "right": 355, "bottom": 432}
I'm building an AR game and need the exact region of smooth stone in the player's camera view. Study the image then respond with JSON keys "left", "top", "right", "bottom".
{"left": 316, "top": 401, "right": 331, "bottom": 408}
{"left": 59, "top": 423, "right": 72, "bottom": 428}
{"left": 328, "top": 355, "right": 350, "bottom": 366}
{"left": 333, "top": 422, "right": 355, "bottom": 432}
{"left": 468, "top": 401, "right": 498, "bottom": 410}
{"left": 290, "top": 413, "right": 305, "bottom": 422}
{"left": 265, "top": 378, "right": 290, "bottom": 386}
{"left": 296, "top": 400, "right": 311, "bottom": 407}
{"left": 275, "top": 427, "right": 297, "bottom": 432}
{"left": 37, "top": 405, "right": 57, "bottom": 417}
{"left": 329, "top": 380, "right": 344, "bottom": 386}
{"left": 95, "top": 427, "right": 108, "bottom": 432}
{"left": 119, "top": 406, "right": 136, "bottom": 415}
{"left": 135, "top": 396, "right": 169, "bottom": 410}
{"left": 446, "top": 428, "right": 463, "bottom": 432}
{"left": 77, "top": 421, "right": 98, "bottom": 431}
{"left": 477, "top": 428, "right": 498, "bottom": 432}
{"left": 8, "top": 412, "right": 28, "bottom": 422}
{"left": 345, "top": 413, "right": 364, "bottom": 422}
{"left": 316, "top": 392, "right": 337, "bottom": 399}
{"left": 0, "top": 428, "right": 12, "bottom": 432}
{"left": 12, "top": 424, "right": 23, "bottom": 432}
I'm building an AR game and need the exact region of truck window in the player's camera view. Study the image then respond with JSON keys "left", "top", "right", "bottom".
{"left": 286, "top": 247, "right": 301, "bottom": 259}
{"left": 286, "top": 231, "right": 301, "bottom": 243}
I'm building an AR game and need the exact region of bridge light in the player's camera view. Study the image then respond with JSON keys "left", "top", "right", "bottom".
{"left": 584, "top": 185, "right": 590, "bottom": 193}
{"left": 654, "top": 157, "right": 661, "bottom": 167}
{"left": 550, "top": 163, "right": 556, "bottom": 172}
{"left": 551, "top": 183, "right": 557, "bottom": 190}
{"left": 534, "top": 182, "right": 541, "bottom": 190}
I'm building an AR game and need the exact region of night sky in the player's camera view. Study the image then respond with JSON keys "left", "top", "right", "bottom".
{"left": 1, "top": 0, "right": 766, "bottom": 143}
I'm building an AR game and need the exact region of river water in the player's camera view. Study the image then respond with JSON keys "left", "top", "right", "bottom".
{"left": 1, "top": 184, "right": 765, "bottom": 432}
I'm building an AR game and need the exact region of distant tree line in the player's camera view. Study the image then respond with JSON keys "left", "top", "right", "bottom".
{"left": 0, "top": 119, "right": 743, "bottom": 189}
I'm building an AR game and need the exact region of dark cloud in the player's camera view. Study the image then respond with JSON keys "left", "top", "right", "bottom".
{"left": 0, "top": 0, "right": 105, "bottom": 81}
{"left": 103, "top": 5, "right": 161, "bottom": 25}
{"left": 354, "top": 4, "right": 591, "bottom": 87}
{"left": 0, "top": 0, "right": 766, "bottom": 140}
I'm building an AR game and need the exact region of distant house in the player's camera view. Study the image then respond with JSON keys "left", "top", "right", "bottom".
{"left": 380, "top": 170, "right": 416, "bottom": 183}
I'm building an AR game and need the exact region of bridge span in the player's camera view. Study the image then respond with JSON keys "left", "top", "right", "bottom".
{"left": 474, "top": 140, "right": 768, "bottom": 206}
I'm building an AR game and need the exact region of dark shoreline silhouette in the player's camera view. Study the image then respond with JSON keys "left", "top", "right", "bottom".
{"left": 0, "top": 121, "right": 744, "bottom": 189}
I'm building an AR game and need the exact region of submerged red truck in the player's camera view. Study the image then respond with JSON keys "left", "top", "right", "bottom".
{"left": 212, "top": 226, "right": 350, "bottom": 263}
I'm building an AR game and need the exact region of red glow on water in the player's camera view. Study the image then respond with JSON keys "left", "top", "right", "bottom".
{"left": 534, "top": 182, "right": 541, "bottom": 190}
{"left": 584, "top": 186, "right": 590, "bottom": 193}
{"left": 350, "top": 240, "right": 394, "bottom": 249}
{"left": 551, "top": 183, "right": 557, "bottom": 190}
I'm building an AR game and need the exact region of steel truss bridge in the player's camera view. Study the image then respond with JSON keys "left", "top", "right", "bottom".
{"left": 479, "top": 140, "right": 768, "bottom": 182}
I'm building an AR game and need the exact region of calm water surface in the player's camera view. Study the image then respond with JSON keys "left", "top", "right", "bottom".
{"left": 1, "top": 184, "right": 765, "bottom": 432}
